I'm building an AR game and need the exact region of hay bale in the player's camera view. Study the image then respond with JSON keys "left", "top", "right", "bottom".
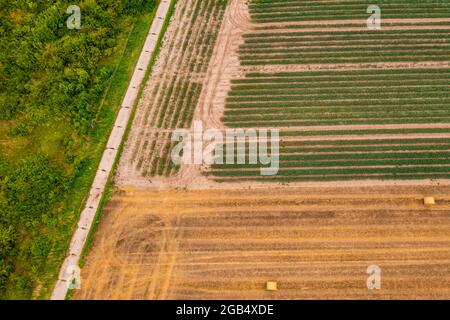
{"left": 266, "top": 281, "right": 277, "bottom": 291}
{"left": 424, "top": 197, "right": 435, "bottom": 206}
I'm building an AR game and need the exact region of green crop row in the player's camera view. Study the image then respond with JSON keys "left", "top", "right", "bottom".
{"left": 241, "top": 40, "right": 450, "bottom": 51}
{"left": 245, "top": 68, "right": 450, "bottom": 78}
{"left": 255, "top": 21, "right": 450, "bottom": 31}
{"left": 250, "top": 5, "right": 449, "bottom": 15}
{"left": 281, "top": 144, "right": 450, "bottom": 153}
{"left": 212, "top": 158, "right": 450, "bottom": 170}
{"left": 280, "top": 138, "right": 450, "bottom": 147}
{"left": 239, "top": 45, "right": 450, "bottom": 55}
{"left": 224, "top": 105, "right": 450, "bottom": 116}
{"left": 226, "top": 100, "right": 449, "bottom": 110}
{"left": 280, "top": 128, "right": 450, "bottom": 137}
{"left": 252, "top": 13, "right": 449, "bottom": 23}
{"left": 224, "top": 117, "right": 450, "bottom": 128}
{"left": 232, "top": 79, "right": 450, "bottom": 87}
{"left": 218, "top": 151, "right": 450, "bottom": 162}
{"left": 211, "top": 173, "right": 450, "bottom": 183}
{"left": 210, "top": 165, "right": 450, "bottom": 177}
{"left": 222, "top": 139, "right": 450, "bottom": 154}
{"left": 241, "top": 51, "right": 450, "bottom": 62}
{"left": 241, "top": 56, "right": 450, "bottom": 65}
{"left": 244, "top": 28, "right": 450, "bottom": 39}
{"left": 250, "top": 0, "right": 446, "bottom": 10}
{"left": 243, "top": 34, "right": 450, "bottom": 45}
{"left": 223, "top": 110, "right": 450, "bottom": 122}
{"left": 227, "top": 92, "right": 450, "bottom": 103}
{"left": 251, "top": 0, "right": 438, "bottom": 4}
{"left": 228, "top": 85, "right": 450, "bottom": 96}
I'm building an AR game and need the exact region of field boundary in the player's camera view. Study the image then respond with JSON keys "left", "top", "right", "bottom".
{"left": 50, "top": 0, "right": 175, "bottom": 300}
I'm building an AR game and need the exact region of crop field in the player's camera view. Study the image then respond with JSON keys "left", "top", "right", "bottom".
{"left": 76, "top": 0, "right": 450, "bottom": 301}
{"left": 240, "top": 30, "right": 450, "bottom": 65}
{"left": 249, "top": 0, "right": 450, "bottom": 22}
{"left": 211, "top": 69, "right": 450, "bottom": 182}
{"left": 75, "top": 187, "right": 450, "bottom": 299}
{"left": 119, "top": 0, "right": 228, "bottom": 180}
{"left": 206, "top": 0, "right": 450, "bottom": 183}
{"left": 118, "top": 0, "right": 450, "bottom": 185}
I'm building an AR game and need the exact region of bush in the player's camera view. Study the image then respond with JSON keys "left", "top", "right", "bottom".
{"left": 5, "top": 155, "right": 67, "bottom": 224}
{"left": 9, "top": 123, "right": 30, "bottom": 137}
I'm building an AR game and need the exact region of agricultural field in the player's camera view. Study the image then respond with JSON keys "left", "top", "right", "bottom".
{"left": 249, "top": 0, "right": 450, "bottom": 22}
{"left": 75, "top": 186, "right": 450, "bottom": 299}
{"left": 205, "top": 0, "right": 450, "bottom": 183}
{"left": 75, "top": 0, "right": 450, "bottom": 301}
{"left": 212, "top": 68, "right": 450, "bottom": 182}
{"left": 118, "top": 0, "right": 228, "bottom": 181}
{"left": 116, "top": 0, "right": 450, "bottom": 185}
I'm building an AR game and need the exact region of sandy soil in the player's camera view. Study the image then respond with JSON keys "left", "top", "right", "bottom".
{"left": 242, "top": 61, "right": 450, "bottom": 74}
{"left": 74, "top": 186, "right": 450, "bottom": 300}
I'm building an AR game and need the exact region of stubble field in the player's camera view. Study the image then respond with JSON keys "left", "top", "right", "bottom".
{"left": 75, "top": 186, "right": 450, "bottom": 299}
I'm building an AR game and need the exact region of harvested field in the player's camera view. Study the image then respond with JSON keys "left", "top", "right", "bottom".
{"left": 75, "top": 186, "right": 450, "bottom": 300}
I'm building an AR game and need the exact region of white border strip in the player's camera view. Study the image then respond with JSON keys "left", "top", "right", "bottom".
{"left": 50, "top": 0, "right": 173, "bottom": 300}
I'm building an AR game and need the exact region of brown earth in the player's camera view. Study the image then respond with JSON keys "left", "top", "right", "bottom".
{"left": 74, "top": 186, "right": 450, "bottom": 300}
